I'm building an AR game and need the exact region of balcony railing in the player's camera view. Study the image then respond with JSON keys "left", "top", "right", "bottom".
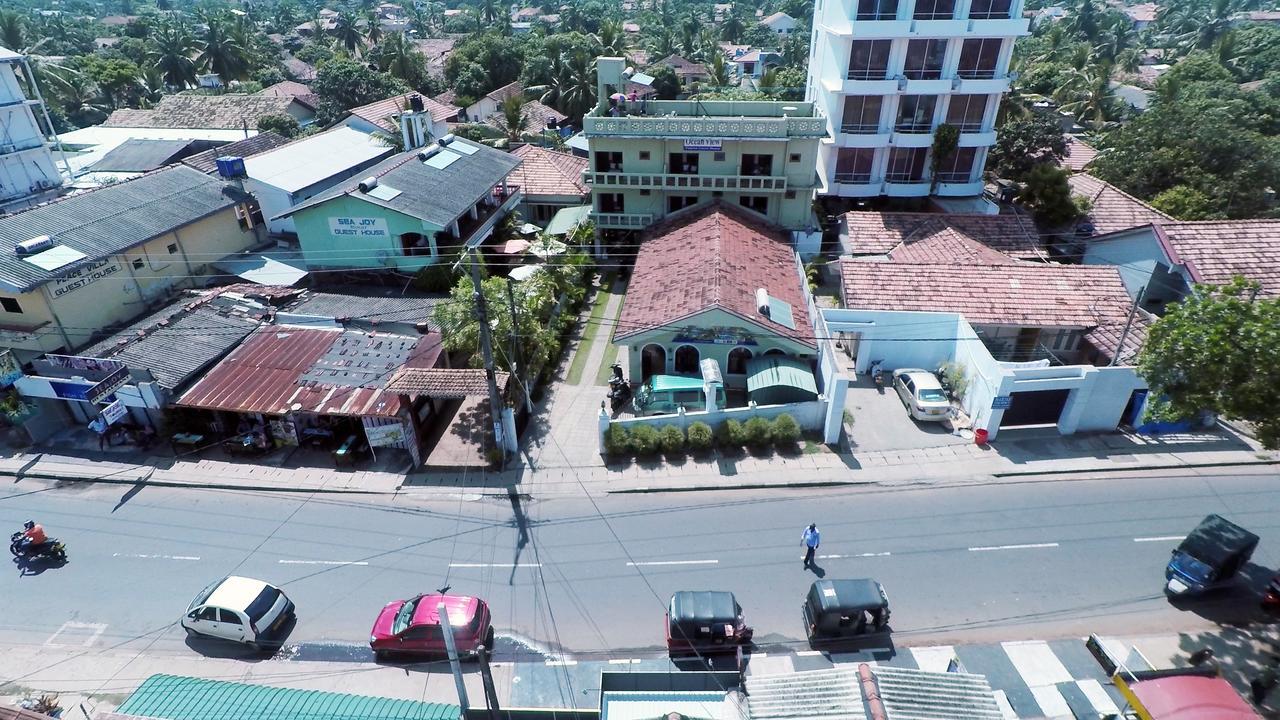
{"left": 840, "top": 123, "right": 883, "bottom": 134}
{"left": 913, "top": 10, "right": 955, "bottom": 19}
{"left": 855, "top": 11, "right": 898, "bottom": 19}
{"left": 584, "top": 101, "right": 826, "bottom": 138}
{"left": 956, "top": 68, "right": 999, "bottom": 79}
{"left": 583, "top": 171, "right": 788, "bottom": 192}
{"left": 935, "top": 171, "right": 975, "bottom": 183}
{"left": 433, "top": 185, "right": 522, "bottom": 252}
{"left": 902, "top": 69, "right": 944, "bottom": 80}
{"left": 894, "top": 122, "right": 933, "bottom": 133}
{"left": 847, "top": 68, "right": 890, "bottom": 80}
{"left": 591, "top": 212, "right": 654, "bottom": 229}
{"left": 834, "top": 172, "right": 874, "bottom": 184}
{"left": 885, "top": 173, "right": 928, "bottom": 183}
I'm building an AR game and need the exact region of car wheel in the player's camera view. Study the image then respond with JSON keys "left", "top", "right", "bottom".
{"left": 374, "top": 650, "right": 391, "bottom": 663}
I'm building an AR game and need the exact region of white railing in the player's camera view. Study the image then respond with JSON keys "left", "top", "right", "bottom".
{"left": 583, "top": 171, "right": 788, "bottom": 192}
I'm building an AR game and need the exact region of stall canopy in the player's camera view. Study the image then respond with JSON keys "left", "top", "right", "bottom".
{"left": 746, "top": 355, "right": 818, "bottom": 406}
{"left": 544, "top": 204, "right": 591, "bottom": 236}
{"left": 213, "top": 251, "right": 310, "bottom": 286}
{"left": 1118, "top": 673, "right": 1263, "bottom": 720}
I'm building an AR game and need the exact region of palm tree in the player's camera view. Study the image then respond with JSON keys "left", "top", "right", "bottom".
{"left": 371, "top": 32, "right": 422, "bottom": 84}
{"left": 721, "top": 10, "right": 745, "bottom": 43}
{"left": 477, "top": 0, "right": 500, "bottom": 25}
{"left": 755, "top": 67, "right": 779, "bottom": 96}
{"left": 138, "top": 66, "right": 166, "bottom": 107}
{"left": 0, "top": 10, "right": 25, "bottom": 51}
{"left": 1161, "top": 0, "right": 1244, "bottom": 52}
{"left": 334, "top": 10, "right": 364, "bottom": 55}
{"left": 1031, "top": 24, "right": 1069, "bottom": 65}
{"left": 1054, "top": 62, "right": 1119, "bottom": 130}
{"left": 149, "top": 20, "right": 199, "bottom": 88}
{"left": 1093, "top": 16, "right": 1135, "bottom": 66}
{"left": 365, "top": 10, "right": 384, "bottom": 46}
{"left": 560, "top": 0, "right": 585, "bottom": 32}
{"left": 679, "top": 12, "right": 700, "bottom": 56}
{"left": 58, "top": 73, "right": 110, "bottom": 124}
{"left": 648, "top": 29, "right": 676, "bottom": 58}
{"left": 594, "top": 20, "right": 626, "bottom": 58}
{"left": 273, "top": 3, "right": 300, "bottom": 33}
{"left": 707, "top": 53, "right": 731, "bottom": 90}
{"left": 198, "top": 16, "right": 251, "bottom": 81}
{"left": 495, "top": 94, "right": 530, "bottom": 141}
{"left": 554, "top": 50, "right": 596, "bottom": 121}
{"left": 408, "top": 5, "right": 430, "bottom": 36}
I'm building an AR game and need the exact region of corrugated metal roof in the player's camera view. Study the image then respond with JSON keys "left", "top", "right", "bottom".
{"left": 281, "top": 137, "right": 520, "bottom": 227}
{"left": 745, "top": 667, "right": 1003, "bottom": 720}
{"left": 116, "top": 674, "right": 459, "bottom": 720}
{"left": 91, "top": 138, "right": 199, "bottom": 172}
{"left": 0, "top": 165, "right": 239, "bottom": 293}
{"left": 181, "top": 132, "right": 291, "bottom": 174}
{"left": 745, "top": 356, "right": 817, "bottom": 396}
{"left": 284, "top": 291, "right": 444, "bottom": 326}
{"left": 176, "top": 326, "right": 442, "bottom": 417}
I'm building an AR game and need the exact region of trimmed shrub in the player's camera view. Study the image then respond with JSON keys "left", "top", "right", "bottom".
{"left": 630, "top": 424, "right": 661, "bottom": 456}
{"left": 744, "top": 416, "right": 773, "bottom": 447}
{"left": 686, "top": 421, "right": 714, "bottom": 451}
{"left": 659, "top": 424, "right": 685, "bottom": 454}
{"left": 717, "top": 419, "right": 746, "bottom": 447}
{"left": 603, "top": 424, "right": 630, "bottom": 456}
{"left": 772, "top": 413, "right": 802, "bottom": 444}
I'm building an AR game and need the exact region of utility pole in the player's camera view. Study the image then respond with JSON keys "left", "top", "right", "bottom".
{"left": 476, "top": 644, "right": 502, "bottom": 720}
{"left": 463, "top": 250, "right": 510, "bottom": 467}
{"left": 437, "top": 602, "right": 471, "bottom": 713}
{"left": 1112, "top": 284, "right": 1147, "bottom": 367}
{"left": 505, "top": 279, "right": 530, "bottom": 414}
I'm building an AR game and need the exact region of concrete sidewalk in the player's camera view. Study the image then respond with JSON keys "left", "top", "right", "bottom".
{"left": 0, "top": 425, "right": 1275, "bottom": 498}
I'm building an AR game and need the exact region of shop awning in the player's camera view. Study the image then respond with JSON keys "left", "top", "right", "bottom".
{"left": 1118, "top": 673, "right": 1262, "bottom": 720}
{"left": 746, "top": 355, "right": 818, "bottom": 406}
{"left": 545, "top": 205, "right": 591, "bottom": 236}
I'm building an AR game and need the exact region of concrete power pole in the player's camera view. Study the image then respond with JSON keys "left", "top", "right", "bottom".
{"left": 465, "top": 252, "right": 510, "bottom": 467}
{"left": 437, "top": 602, "right": 471, "bottom": 713}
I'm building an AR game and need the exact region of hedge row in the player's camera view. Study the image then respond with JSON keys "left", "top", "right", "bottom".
{"left": 604, "top": 414, "right": 803, "bottom": 456}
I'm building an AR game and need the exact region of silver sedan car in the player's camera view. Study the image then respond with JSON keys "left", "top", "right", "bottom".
{"left": 892, "top": 369, "right": 952, "bottom": 422}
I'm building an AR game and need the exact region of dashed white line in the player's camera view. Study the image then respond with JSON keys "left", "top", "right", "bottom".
{"left": 278, "top": 559, "right": 369, "bottom": 566}
{"left": 818, "top": 552, "right": 891, "bottom": 559}
{"left": 545, "top": 658, "right": 578, "bottom": 666}
{"left": 112, "top": 553, "right": 201, "bottom": 561}
{"left": 968, "top": 542, "right": 1059, "bottom": 552}
{"left": 608, "top": 658, "right": 642, "bottom": 664}
{"left": 1133, "top": 535, "right": 1184, "bottom": 543}
{"left": 448, "top": 562, "right": 542, "bottom": 568}
{"left": 626, "top": 559, "right": 719, "bottom": 567}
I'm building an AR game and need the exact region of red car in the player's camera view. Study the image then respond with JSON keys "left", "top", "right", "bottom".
{"left": 370, "top": 593, "right": 493, "bottom": 661}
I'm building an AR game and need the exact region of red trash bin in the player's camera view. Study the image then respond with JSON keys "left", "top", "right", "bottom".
{"left": 974, "top": 428, "right": 989, "bottom": 445}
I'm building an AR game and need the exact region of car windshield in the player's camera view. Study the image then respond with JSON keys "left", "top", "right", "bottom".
{"left": 188, "top": 578, "right": 223, "bottom": 611}
{"left": 244, "top": 586, "right": 282, "bottom": 624}
{"left": 393, "top": 597, "right": 421, "bottom": 635}
{"left": 1173, "top": 552, "right": 1214, "bottom": 583}
{"left": 918, "top": 388, "right": 947, "bottom": 402}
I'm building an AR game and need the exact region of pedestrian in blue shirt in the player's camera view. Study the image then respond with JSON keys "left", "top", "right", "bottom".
{"left": 802, "top": 524, "right": 820, "bottom": 568}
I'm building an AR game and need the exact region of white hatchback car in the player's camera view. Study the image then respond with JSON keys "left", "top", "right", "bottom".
{"left": 182, "top": 575, "right": 295, "bottom": 649}
{"left": 892, "top": 369, "right": 952, "bottom": 422}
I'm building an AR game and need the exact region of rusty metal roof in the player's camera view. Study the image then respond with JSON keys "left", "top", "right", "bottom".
{"left": 176, "top": 326, "right": 442, "bottom": 417}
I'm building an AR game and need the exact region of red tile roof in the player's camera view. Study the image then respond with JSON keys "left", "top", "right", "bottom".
{"left": 258, "top": 80, "right": 319, "bottom": 110}
{"left": 176, "top": 327, "right": 442, "bottom": 417}
{"left": 655, "top": 54, "right": 709, "bottom": 78}
{"left": 348, "top": 93, "right": 459, "bottom": 129}
{"left": 844, "top": 211, "right": 1049, "bottom": 260}
{"left": 1062, "top": 135, "right": 1098, "bottom": 172}
{"left": 616, "top": 203, "right": 813, "bottom": 347}
{"left": 386, "top": 368, "right": 511, "bottom": 398}
{"left": 509, "top": 144, "right": 587, "bottom": 199}
{"left": 180, "top": 131, "right": 290, "bottom": 174}
{"left": 1069, "top": 173, "right": 1172, "bottom": 235}
{"left": 1156, "top": 220, "right": 1280, "bottom": 296}
{"left": 484, "top": 99, "right": 567, "bottom": 135}
{"left": 885, "top": 222, "right": 1020, "bottom": 264}
{"left": 840, "top": 260, "right": 1134, "bottom": 329}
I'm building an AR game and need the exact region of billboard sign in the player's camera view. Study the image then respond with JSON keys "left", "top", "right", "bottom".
{"left": 87, "top": 367, "right": 130, "bottom": 405}
{"left": 0, "top": 350, "right": 21, "bottom": 388}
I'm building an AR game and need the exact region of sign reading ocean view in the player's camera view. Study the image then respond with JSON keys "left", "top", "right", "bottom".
{"left": 683, "top": 138, "right": 723, "bottom": 152}
{"left": 329, "top": 217, "right": 389, "bottom": 238}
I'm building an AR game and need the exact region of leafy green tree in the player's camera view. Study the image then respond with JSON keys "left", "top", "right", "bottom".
{"left": 313, "top": 58, "right": 407, "bottom": 123}
{"left": 197, "top": 15, "right": 251, "bottom": 81}
{"left": 148, "top": 20, "right": 199, "bottom": 88}
{"left": 452, "top": 62, "right": 489, "bottom": 106}
{"left": 81, "top": 57, "right": 140, "bottom": 108}
{"left": 0, "top": 10, "right": 27, "bottom": 51}
{"left": 369, "top": 32, "right": 432, "bottom": 89}
{"left": 364, "top": 10, "right": 384, "bottom": 47}
{"left": 772, "top": 66, "right": 807, "bottom": 100}
{"left": 707, "top": 53, "right": 731, "bottom": 89}
{"left": 1053, "top": 62, "right": 1120, "bottom": 130}
{"left": 443, "top": 31, "right": 524, "bottom": 94}
{"left": 1139, "top": 278, "right": 1280, "bottom": 448}
{"left": 650, "top": 65, "right": 680, "bottom": 99}
{"left": 1150, "top": 185, "right": 1218, "bottom": 220}
{"left": 988, "top": 116, "right": 1068, "bottom": 181}
{"left": 333, "top": 10, "right": 364, "bottom": 55}
{"left": 929, "top": 123, "right": 960, "bottom": 194}
{"left": 257, "top": 113, "right": 301, "bottom": 138}
{"left": 1019, "top": 164, "right": 1083, "bottom": 226}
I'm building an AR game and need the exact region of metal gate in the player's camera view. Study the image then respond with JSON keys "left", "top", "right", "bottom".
{"left": 1000, "top": 389, "right": 1071, "bottom": 427}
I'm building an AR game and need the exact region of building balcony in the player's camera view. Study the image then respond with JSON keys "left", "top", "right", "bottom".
{"left": 584, "top": 100, "right": 826, "bottom": 139}
{"left": 827, "top": 76, "right": 900, "bottom": 95}
{"left": 889, "top": 127, "right": 937, "bottom": 147}
{"left": 900, "top": 76, "right": 953, "bottom": 94}
{"left": 583, "top": 171, "right": 789, "bottom": 192}
{"left": 910, "top": 18, "right": 971, "bottom": 35}
{"left": 957, "top": 128, "right": 998, "bottom": 146}
{"left": 967, "top": 16, "right": 1030, "bottom": 35}
{"left": 591, "top": 212, "right": 654, "bottom": 229}
{"left": 434, "top": 184, "right": 523, "bottom": 252}
{"left": 820, "top": 17, "right": 913, "bottom": 37}
{"left": 835, "top": 126, "right": 892, "bottom": 147}
{"left": 953, "top": 73, "right": 1012, "bottom": 94}
{"left": 883, "top": 177, "right": 932, "bottom": 196}
{"left": 935, "top": 179, "right": 985, "bottom": 196}
{"left": 830, "top": 174, "right": 884, "bottom": 197}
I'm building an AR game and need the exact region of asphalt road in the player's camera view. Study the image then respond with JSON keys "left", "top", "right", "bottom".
{"left": 1, "top": 469, "right": 1277, "bottom": 662}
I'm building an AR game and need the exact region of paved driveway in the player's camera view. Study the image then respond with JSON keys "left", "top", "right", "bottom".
{"left": 843, "top": 375, "right": 971, "bottom": 452}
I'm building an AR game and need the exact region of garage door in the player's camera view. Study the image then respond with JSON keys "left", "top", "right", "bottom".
{"left": 1000, "top": 389, "right": 1071, "bottom": 427}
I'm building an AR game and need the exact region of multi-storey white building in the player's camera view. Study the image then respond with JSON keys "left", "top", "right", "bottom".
{"left": 0, "top": 47, "right": 65, "bottom": 212}
{"left": 807, "top": 0, "right": 1028, "bottom": 199}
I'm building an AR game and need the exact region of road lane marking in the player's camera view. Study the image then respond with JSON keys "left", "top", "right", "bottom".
{"left": 448, "top": 563, "right": 542, "bottom": 568}
{"left": 546, "top": 658, "right": 577, "bottom": 666}
{"left": 626, "top": 559, "right": 719, "bottom": 566}
{"left": 278, "top": 560, "right": 369, "bottom": 566}
{"left": 608, "top": 658, "right": 642, "bottom": 664}
{"left": 796, "top": 650, "right": 823, "bottom": 657}
{"left": 112, "top": 553, "right": 201, "bottom": 561}
{"left": 818, "top": 552, "right": 891, "bottom": 559}
{"left": 1133, "top": 535, "right": 1183, "bottom": 543}
{"left": 45, "top": 621, "right": 107, "bottom": 648}
{"left": 968, "top": 542, "right": 1059, "bottom": 552}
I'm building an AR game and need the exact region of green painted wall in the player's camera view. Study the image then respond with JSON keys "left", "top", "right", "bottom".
{"left": 293, "top": 195, "right": 443, "bottom": 272}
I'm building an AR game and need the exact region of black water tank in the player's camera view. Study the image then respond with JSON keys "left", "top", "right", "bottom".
{"left": 409, "top": 95, "right": 424, "bottom": 112}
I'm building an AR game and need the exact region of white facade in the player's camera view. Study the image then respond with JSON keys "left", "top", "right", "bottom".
{"left": 0, "top": 48, "right": 63, "bottom": 211}
{"left": 806, "top": 0, "right": 1028, "bottom": 198}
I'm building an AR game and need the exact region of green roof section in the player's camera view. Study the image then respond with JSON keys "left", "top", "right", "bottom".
{"left": 745, "top": 356, "right": 818, "bottom": 406}
{"left": 544, "top": 204, "right": 592, "bottom": 236}
{"left": 117, "top": 675, "right": 460, "bottom": 720}
{"left": 646, "top": 374, "right": 705, "bottom": 392}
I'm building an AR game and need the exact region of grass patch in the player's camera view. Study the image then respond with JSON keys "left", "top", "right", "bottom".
{"left": 564, "top": 274, "right": 617, "bottom": 385}
{"left": 803, "top": 439, "right": 825, "bottom": 454}
{"left": 593, "top": 280, "right": 628, "bottom": 386}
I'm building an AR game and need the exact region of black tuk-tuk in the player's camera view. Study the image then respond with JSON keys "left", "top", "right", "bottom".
{"left": 802, "top": 579, "right": 890, "bottom": 644}
{"left": 665, "top": 591, "right": 753, "bottom": 655}
{"left": 1165, "top": 514, "right": 1259, "bottom": 596}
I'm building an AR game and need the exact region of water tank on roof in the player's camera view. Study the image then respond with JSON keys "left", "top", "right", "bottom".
{"left": 409, "top": 94, "right": 424, "bottom": 112}
{"left": 438, "top": 133, "right": 455, "bottom": 145}
{"left": 15, "top": 235, "right": 55, "bottom": 256}
{"left": 215, "top": 156, "right": 246, "bottom": 179}
{"left": 357, "top": 176, "right": 379, "bottom": 193}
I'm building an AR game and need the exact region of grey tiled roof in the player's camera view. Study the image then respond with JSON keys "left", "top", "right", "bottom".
{"left": 101, "top": 94, "right": 302, "bottom": 130}
{"left": 79, "top": 292, "right": 265, "bottom": 389}
{"left": 284, "top": 290, "right": 445, "bottom": 326}
{"left": 0, "top": 165, "right": 239, "bottom": 293}
{"left": 282, "top": 136, "right": 521, "bottom": 226}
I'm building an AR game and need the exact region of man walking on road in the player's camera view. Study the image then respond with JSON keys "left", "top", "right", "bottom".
{"left": 802, "top": 524, "right": 820, "bottom": 568}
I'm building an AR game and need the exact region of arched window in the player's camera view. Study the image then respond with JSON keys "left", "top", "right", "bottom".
{"left": 764, "top": 348, "right": 786, "bottom": 357}
{"left": 727, "top": 347, "right": 753, "bottom": 374}
{"left": 674, "top": 345, "right": 700, "bottom": 374}
{"left": 641, "top": 344, "right": 666, "bottom": 380}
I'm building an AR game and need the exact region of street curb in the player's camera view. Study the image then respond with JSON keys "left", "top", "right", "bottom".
{"left": 0, "top": 469, "right": 396, "bottom": 495}
{"left": 991, "top": 458, "right": 1280, "bottom": 478}
{"left": 607, "top": 479, "right": 874, "bottom": 494}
